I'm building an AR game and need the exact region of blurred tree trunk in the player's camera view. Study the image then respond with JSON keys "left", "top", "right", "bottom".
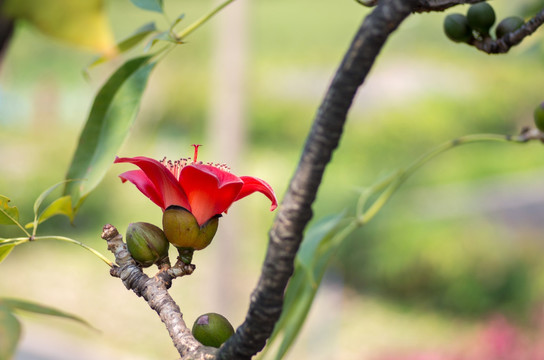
{"left": 0, "top": 0, "right": 14, "bottom": 66}
{"left": 207, "top": 0, "right": 249, "bottom": 314}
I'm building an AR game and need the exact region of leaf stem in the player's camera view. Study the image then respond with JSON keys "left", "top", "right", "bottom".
{"left": 357, "top": 132, "right": 537, "bottom": 225}
{"left": 1, "top": 236, "right": 113, "bottom": 266}
{"left": 176, "top": 0, "right": 235, "bottom": 40}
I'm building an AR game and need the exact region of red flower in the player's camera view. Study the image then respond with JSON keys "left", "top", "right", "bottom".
{"left": 114, "top": 145, "right": 278, "bottom": 226}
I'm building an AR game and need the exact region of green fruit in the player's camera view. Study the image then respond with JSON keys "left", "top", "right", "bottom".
{"left": 467, "top": 2, "right": 496, "bottom": 35}
{"left": 444, "top": 14, "right": 472, "bottom": 43}
{"left": 192, "top": 313, "right": 235, "bottom": 348}
{"left": 126, "top": 222, "right": 169, "bottom": 267}
{"left": 534, "top": 102, "right": 544, "bottom": 132}
{"left": 162, "top": 206, "right": 219, "bottom": 251}
{"left": 495, "top": 16, "right": 524, "bottom": 38}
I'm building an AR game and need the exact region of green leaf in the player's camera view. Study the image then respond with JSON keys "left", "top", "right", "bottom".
{"left": 0, "top": 195, "right": 20, "bottom": 226}
{"left": 265, "top": 213, "right": 348, "bottom": 360}
{"left": 63, "top": 55, "right": 157, "bottom": 212}
{"left": 0, "top": 305, "right": 21, "bottom": 360}
{"left": 170, "top": 13, "right": 186, "bottom": 30}
{"left": 0, "top": 298, "right": 95, "bottom": 330}
{"left": 2, "top": 0, "right": 114, "bottom": 52}
{"left": 296, "top": 213, "right": 346, "bottom": 287}
{"left": 25, "top": 195, "right": 74, "bottom": 229}
{"left": 88, "top": 22, "right": 158, "bottom": 68}
{"left": 32, "top": 180, "right": 72, "bottom": 217}
{"left": 130, "top": 0, "right": 163, "bottom": 13}
{"left": 0, "top": 244, "right": 15, "bottom": 264}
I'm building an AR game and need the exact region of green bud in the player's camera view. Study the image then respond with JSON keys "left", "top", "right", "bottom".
{"left": 162, "top": 206, "right": 219, "bottom": 251}
{"left": 534, "top": 102, "right": 544, "bottom": 132}
{"left": 126, "top": 222, "right": 169, "bottom": 267}
{"left": 467, "top": 2, "right": 496, "bottom": 36}
{"left": 495, "top": 16, "right": 524, "bottom": 39}
{"left": 444, "top": 14, "right": 472, "bottom": 43}
{"left": 192, "top": 313, "right": 235, "bottom": 348}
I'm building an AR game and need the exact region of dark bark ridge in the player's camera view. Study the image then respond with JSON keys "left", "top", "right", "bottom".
{"left": 216, "top": 0, "right": 419, "bottom": 359}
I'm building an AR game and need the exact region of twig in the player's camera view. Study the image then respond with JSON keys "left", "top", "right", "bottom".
{"left": 101, "top": 224, "right": 215, "bottom": 359}
{"left": 470, "top": 8, "right": 544, "bottom": 53}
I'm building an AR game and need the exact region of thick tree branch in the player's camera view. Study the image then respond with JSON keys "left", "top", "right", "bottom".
{"left": 413, "top": 0, "right": 483, "bottom": 12}
{"left": 101, "top": 224, "right": 216, "bottom": 359}
{"left": 216, "top": 0, "right": 419, "bottom": 359}
{"left": 357, "top": 0, "right": 484, "bottom": 11}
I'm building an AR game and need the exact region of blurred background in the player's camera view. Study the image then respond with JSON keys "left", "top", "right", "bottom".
{"left": 1, "top": 0, "right": 544, "bottom": 359}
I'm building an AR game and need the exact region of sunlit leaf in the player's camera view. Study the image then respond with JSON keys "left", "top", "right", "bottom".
{"left": 25, "top": 195, "right": 74, "bottom": 228}
{"left": 63, "top": 55, "right": 157, "bottom": 212}
{"left": 0, "top": 244, "right": 15, "bottom": 264}
{"left": 130, "top": 0, "right": 164, "bottom": 13}
{"left": 88, "top": 22, "right": 158, "bottom": 68}
{"left": 0, "top": 305, "right": 21, "bottom": 360}
{"left": 0, "top": 195, "right": 19, "bottom": 226}
{"left": 2, "top": 0, "right": 114, "bottom": 53}
{"left": 32, "top": 180, "right": 73, "bottom": 217}
{"left": 0, "top": 298, "right": 95, "bottom": 330}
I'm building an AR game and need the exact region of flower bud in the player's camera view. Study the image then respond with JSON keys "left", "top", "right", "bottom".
{"left": 162, "top": 206, "right": 219, "bottom": 251}
{"left": 192, "top": 313, "right": 235, "bottom": 348}
{"left": 126, "top": 222, "right": 169, "bottom": 267}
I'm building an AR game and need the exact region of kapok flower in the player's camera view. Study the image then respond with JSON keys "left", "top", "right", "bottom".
{"left": 114, "top": 145, "right": 278, "bottom": 250}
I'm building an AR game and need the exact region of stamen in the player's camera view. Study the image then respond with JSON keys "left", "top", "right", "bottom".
{"left": 192, "top": 144, "right": 202, "bottom": 163}
{"left": 159, "top": 144, "right": 231, "bottom": 177}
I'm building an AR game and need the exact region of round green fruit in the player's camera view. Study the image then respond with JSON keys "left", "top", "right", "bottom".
{"left": 444, "top": 14, "right": 472, "bottom": 43}
{"left": 467, "top": 2, "right": 496, "bottom": 35}
{"left": 126, "top": 222, "right": 169, "bottom": 267}
{"left": 495, "top": 16, "right": 524, "bottom": 38}
{"left": 192, "top": 313, "right": 235, "bottom": 348}
{"left": 534, "top": 102, "right": 544, "bottom": 132}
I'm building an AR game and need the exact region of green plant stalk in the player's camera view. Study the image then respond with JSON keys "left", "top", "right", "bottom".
{"left": 0, "top": 236, "right": 112, "bottom": 266}
{"left": 176, "top": 0, "right": 235, "bottom": 40}
{"left": 357, "top": 133, "right": 529, "bottom": 225}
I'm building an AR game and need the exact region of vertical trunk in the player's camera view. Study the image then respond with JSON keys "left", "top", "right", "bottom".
{"left": 207, "top": 0, "right": 249, "bottom": 314}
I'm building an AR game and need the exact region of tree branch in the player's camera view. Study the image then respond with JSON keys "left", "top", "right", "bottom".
{"left": 357, "top": 0, "right": 484, "bottom": 11}
{"left": 216, "top": 0, "right": 419, "bottom": 359}
{"left": 413, "top": 0, "right": 483, "bottom": 12}
{"left": 470, "top": 8, "right": 544, "bottom": 53}
{"left": 101, "top": 224, "right": 216, "bottom": 359}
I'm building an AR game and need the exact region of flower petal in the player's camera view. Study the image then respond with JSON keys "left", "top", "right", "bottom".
{"left": 119, "top": 170, "right": 164, "bottom": 208}
{"left": 115, "top": 156, "right": 190, "bottom": 210}
{"left": 236, "top": 176, "right": 278, "bottom": 211}
{"left": 180, "top": 164, "right": 243, "bottom": 225}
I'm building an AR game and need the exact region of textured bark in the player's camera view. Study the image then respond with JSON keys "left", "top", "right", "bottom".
{"left": 101, "top": 225, "right": 216, "bottom": 359}
{"left": 216, "top": 0, "right": 419, "bottom": 359}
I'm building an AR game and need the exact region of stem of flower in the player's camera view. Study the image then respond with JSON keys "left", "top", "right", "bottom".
{"left": 176, "top": 247, "right": 194, "bottom": 265}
